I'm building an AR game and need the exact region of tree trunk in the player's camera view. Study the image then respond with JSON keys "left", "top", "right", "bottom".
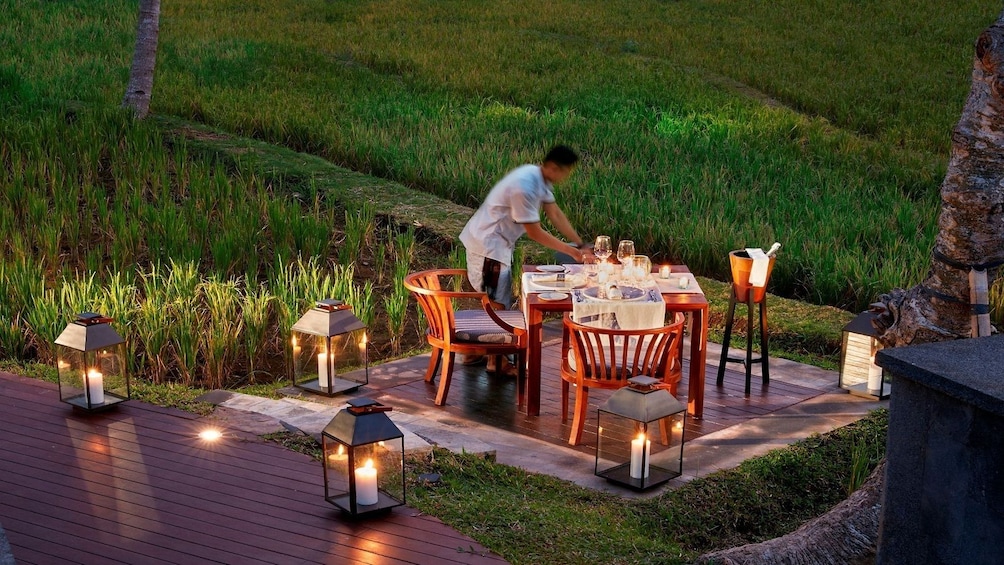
{"left": 122, "top": 0, "right": 161, "bottom": 119}
{"left": 695, "top": 11, "right": 1004, "bottom": 565}
{"left": 694, "top": 461, "right": 885, "bottom": 565}
{"left": 876, "top": 11, "right": 1004, "bottom": 347}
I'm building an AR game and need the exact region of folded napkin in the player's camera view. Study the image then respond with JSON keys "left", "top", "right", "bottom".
{"left": 654, "top": 274, "right": 704, "bottom": 295}
{"left": 527, "top": 272, "right": 587, "bottom": 290}
{"left": 746, "top": 248, "right": 769, "bottom": 288}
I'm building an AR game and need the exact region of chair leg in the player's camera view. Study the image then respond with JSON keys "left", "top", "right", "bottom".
{"left": 568, "top": 386, "right": 590, "bottom": 446}
{"left": 424, "top": 347, "right": 443, "bottom": 383}
{"left": 659, "top": 417, "right": 671, "bottom": 445}
{"left": 435, "top": 352, "right": 456, "bottom": 406}
{"left": 561, "top": 380, "right": 570, "bottom": 421}
{"left": 516, "top": 352, "right": 527, "bottom": 408}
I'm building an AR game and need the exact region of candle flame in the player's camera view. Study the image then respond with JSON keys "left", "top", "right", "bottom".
{"left": 364, "top": 458, "right": 374, "bottom": 470}
{"left": 636, "top": 432, "right": 647, "bottom": 441}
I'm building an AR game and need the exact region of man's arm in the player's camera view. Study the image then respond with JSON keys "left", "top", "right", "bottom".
{"left": 523, "top": 221, "right": 585, "bottom": 262}
{"left": 541, "top": 201, "right": 583, "bottom": 245}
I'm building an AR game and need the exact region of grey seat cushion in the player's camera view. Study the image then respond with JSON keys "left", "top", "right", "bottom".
{"left": 454, "top": 309, "right": 525, "bottom": 344}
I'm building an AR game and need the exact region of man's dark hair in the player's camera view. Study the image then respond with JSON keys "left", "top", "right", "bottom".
{"left": 544, "top": 145, "right": 579, "bottom": 167}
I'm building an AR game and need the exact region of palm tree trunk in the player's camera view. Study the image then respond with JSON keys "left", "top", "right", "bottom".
{"left": 122, "top": 0, "right": 161, "bottom": 119}
{"left": 876, "top": 11, "right": 1004, "bottom": 347}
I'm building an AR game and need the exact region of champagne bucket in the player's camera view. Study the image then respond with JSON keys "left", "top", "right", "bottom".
{"left": 729, "top": 250, "right": 775, "bottom": 303}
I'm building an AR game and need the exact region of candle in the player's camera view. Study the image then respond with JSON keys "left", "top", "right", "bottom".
{"left": 355, "top": 459, "right": 379, "bottom": 505}
{"left": 678, "top": 275, "right": 689, "bottom": 289}
{"left": 597, "top": 270, "right": 609, "bottom": 284}
{"left": 86, "top": 369, "right": 104, "bottom": 405}
{"left": 317, "top": 352, "right": 331, "bottom": 389}
{"left": 660, "top": 265, "right": 671, "bottom": 279}
{"left": 291, "top": 336, "right": 301, "bottom": 358}
{"left": 629, "top": 433, "right": 651, "bottom": 479}
{"left": 867, "top": 355, "right": 883, "bottom": 394}
{"left": 358, "top": 332, "right": 368, "bottom": 362}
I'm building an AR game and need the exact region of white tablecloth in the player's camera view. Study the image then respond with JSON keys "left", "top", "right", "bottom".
{"left": 521, "top": 267, "right": 703, "bottom": 329}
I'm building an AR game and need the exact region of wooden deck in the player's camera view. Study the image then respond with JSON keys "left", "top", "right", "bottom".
{"left": 0, "top": 327, "right": 831, "bottom": 564}
{"left": 0, "top": 372, "right": 506, "bottom": 565}
{"left": 369, "top": 331, "right": 830, "bottom": 453}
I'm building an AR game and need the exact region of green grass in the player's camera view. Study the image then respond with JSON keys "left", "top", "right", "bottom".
{"left": 265, "top": 409, "right": 888, "bottom": 564}
{"left": 6, "top": 0, "right": 1002, "bottom": 313}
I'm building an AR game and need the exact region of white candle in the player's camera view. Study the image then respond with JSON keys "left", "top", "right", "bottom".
{"left": 660, "top": 265, "right": 671, "bottom": 279}
{"left": 629, "top": 433, "right": 651, "bottom": 479}
{"left": 291, "top": 336, "right": 301, "bottom": 358}
{"left": 678, "top": 275, "right": 689, "bottom": 289}
{"left": 317, "top": 353, "right": 331, "bottom": 389}
{"left": 358, "top": 333, "right": 368, "bottom": 361}
{"left": 86, "top": 369, "right": 104, "bottom": 405}
{"left": 355, "top": 459, "right": 379, "bottom": 505}
{"left": 867, "top": 355, "right": 883, "bottom": 393}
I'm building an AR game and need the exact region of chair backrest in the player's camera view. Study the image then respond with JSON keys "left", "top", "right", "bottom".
{"left": 403, "top": 269, "right": 462, "bottom": 341}
{"left": 563, "top": 312, "right": 685, "bottom": 386}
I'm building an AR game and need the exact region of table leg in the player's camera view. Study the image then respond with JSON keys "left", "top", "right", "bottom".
{"left": 687, "top": 306, "right": 708, "bottom": 419}
{"left": 524, "top": 306, "right": 544, "bottom": 416}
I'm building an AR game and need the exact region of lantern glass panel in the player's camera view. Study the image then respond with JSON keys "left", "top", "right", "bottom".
{"left": 323, "top": 436, "right": 405, "bottom": 515}
{"left": 595, "top": 409, "right": 684, "bottom": 490}
{"left": 55, "top": 342, "right": 129, "bottom": 410}
{"left": 291, "top": 330, "right": 367, "bottom": 395}
{"left": 840, "top": 330, "right": 891, "bottom": 399}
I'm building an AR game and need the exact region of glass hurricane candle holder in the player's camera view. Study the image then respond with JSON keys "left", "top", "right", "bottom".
{"left": 54, "top": 313, "right": 130, "bottom": 412}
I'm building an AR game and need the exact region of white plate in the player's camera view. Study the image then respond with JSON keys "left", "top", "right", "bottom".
{"left": 581, "top": 285, "right": 647, "bottom": 301}
{"left": 536, "top": 265, "right": 567, "bottom": 273}
{"left": 537, "top": 292, "right": 569, "bottom": 301}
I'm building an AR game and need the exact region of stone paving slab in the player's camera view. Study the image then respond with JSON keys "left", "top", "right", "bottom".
{"left": 197, "top": 350, "right": 888, "bottom": 499}
{"left": 0, "top": 523, "right": 14, "bottom": 565}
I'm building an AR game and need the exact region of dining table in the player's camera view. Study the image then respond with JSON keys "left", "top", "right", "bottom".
{"left": 520, "top": 264, "right": 710, "bottom": 419}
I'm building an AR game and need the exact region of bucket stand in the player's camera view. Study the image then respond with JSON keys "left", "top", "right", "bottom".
{"left": 716, "top": 250, "right": 773, "bottom": 396}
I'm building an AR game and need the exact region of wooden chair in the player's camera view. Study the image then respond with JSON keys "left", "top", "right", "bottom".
{"left": 404, "top": 269, "right": 527, "bottom": 406}
{"left": 560, "top": 312, "right": 685, "bottom": 445}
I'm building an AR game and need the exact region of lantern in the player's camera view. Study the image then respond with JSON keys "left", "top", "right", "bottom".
{"left": 839, "top": 311, "right": 891, "bottom": 399}
{"left": 322, "top": 398, "right": 405, "bottom": 517}
{"left": 595, "top": 376, "right": 686, "bottom": 490}
{"left": 53, "top": 312, "right": 130, "bottom": 412}
{"left": 290, "top": 299, "right": 368, "bottom": 396}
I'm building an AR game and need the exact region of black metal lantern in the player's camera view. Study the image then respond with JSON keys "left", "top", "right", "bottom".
{"left": 53, "top": 312, "right": 130, "bottom": 412}
{"left": 595, "top": 376, "right": 686, "bottom": 490}
{"left": 321, "top": 398, "right": 405, "bottom": 517}
{"left": 839, "top": 311, "right": 891, "bottom": 399}
{"left": 291, "top": 299, "right": 368, "bottom": 396}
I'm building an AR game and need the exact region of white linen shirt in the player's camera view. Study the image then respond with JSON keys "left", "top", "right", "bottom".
{"left": 459, "top": 164, "right": 556, "bottom": 266}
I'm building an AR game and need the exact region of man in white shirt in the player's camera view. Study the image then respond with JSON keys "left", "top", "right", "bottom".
{"left": 459, "top": 145, "right": 590, "bottom": 371}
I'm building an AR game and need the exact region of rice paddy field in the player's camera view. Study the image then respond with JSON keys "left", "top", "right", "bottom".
{"left": 2, "top": 0, "right": 1002, "bottom": 385}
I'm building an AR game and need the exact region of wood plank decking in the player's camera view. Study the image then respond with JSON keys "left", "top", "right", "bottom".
{"left": 368, "top": 335, "right": 829, "bottom": 453}
{"left": 0, "top": 372, "right": 506, "bottom": 565}
{"left": 0, "top": 328, "right": 831, "bottom": 564}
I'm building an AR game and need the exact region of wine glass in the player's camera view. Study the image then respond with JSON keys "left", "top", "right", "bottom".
{"left": 593, "top": 236, "right": 612, "bottom": 263}
{"left": 617, "top": 240, "right": 635, "bottom": 267}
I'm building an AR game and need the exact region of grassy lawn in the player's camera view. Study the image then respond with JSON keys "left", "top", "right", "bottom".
{"left": 3, "top": 0, "right": 989, "bottom": 561}
{"left": 266, "top": 409, "right": 888, "bottom": 564}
